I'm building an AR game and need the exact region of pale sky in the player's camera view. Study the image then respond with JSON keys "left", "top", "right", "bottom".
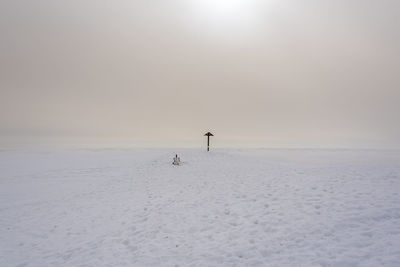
{"left": 0, "top": 0, "right": 399, "bottom": 148}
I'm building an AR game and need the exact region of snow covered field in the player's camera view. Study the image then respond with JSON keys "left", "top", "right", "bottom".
{"left": 1, "top": 148, "right": 400, "bottom": 266}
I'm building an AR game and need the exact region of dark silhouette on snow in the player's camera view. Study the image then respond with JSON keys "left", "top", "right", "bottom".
{"left": 204, "top": 132, "right": 214, "bottom": 151}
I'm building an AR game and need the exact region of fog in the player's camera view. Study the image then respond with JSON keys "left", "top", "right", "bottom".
{"left": 1, "top": 0, "right": 399, "bottom": 148}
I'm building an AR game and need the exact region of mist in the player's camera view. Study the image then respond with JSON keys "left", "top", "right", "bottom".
{"left": 1, "top": 0, "right": 399, "bottom": 148}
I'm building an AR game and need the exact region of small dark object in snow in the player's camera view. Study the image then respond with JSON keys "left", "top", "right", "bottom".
{"left": 172, "top": 154, "right": 180, "bottom": 165}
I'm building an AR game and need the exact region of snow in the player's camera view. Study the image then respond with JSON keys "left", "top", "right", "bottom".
{"left": 1, "top": 148, "right": 400, "bottom": 266}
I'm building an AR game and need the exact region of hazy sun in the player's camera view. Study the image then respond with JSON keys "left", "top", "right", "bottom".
{"left": 198, "top": 0, "right": 247, "bottom": 17}
{"left": 190, "top": 0, "right": 261, "bottom": 29}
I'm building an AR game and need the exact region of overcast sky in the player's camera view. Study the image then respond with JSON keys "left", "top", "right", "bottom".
{"left": 0, "top": 0, "right": 399, "bottom": 148}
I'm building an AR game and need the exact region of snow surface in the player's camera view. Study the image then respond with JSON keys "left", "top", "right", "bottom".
{"left": 1, "top": 148, "right": 400, "bottom": 266}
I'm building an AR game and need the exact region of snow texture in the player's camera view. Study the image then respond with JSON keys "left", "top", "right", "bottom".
{"left": 1, "top": 148, "right": 400, "bottom": 266}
